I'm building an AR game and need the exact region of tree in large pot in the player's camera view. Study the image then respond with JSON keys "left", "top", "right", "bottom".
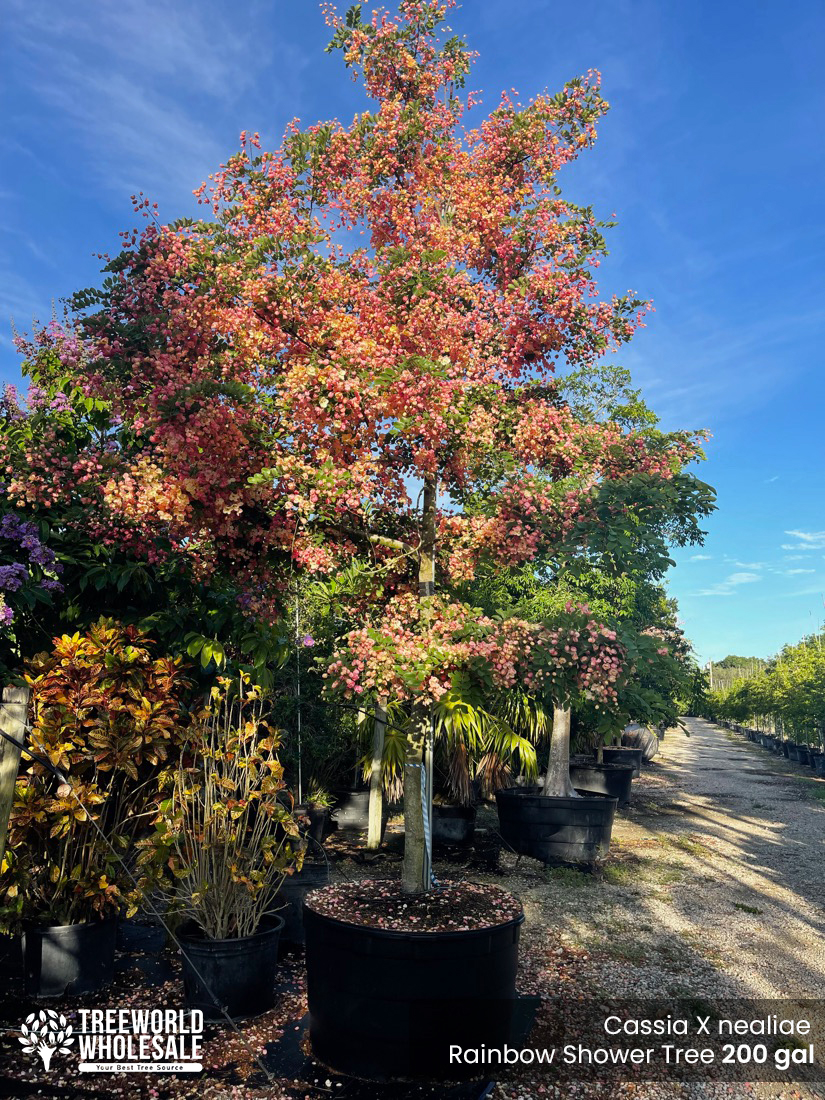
{"left": 135, "top": 676, "right": 305, "bottom": 1019}
{"left": 0, "top": 620, "right": 191, "bottom": 997}
{"left": 50, "top": 0, "right": 709, "bottom": 1077}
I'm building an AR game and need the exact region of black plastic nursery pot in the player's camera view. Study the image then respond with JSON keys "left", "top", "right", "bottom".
{"left": 797, "top": 747, "right": 812, "bottom": 766}
{"left": 23, "top": 917, "right": 117, "bottom": 998}
{"left": 569, "top": 761, "right": 634, "bottom": 806}
{"left": 178, "top": 915, "right": 284, "bottom": 1019}
{"left": 601, "top": 746, "right": 644, "bottom": 778}
{"left": 331, "top": 790, "right": 389, "bottom": 837}
{"left": 788, "top": 744, "right": 801, "bottom": 762}
{"left": 813, "top": 753, "right": 825, "bottom": 777}
{"left": 432, "top": 803, "right": 476, "bottom": 845}
{"left": 303, "top": 899, "right": 524, "bottom": 1081}
{"left": 495, "top": 786, "right": 617, "bottom": 865}
{"left": 275, "top": 861, "right": 330, "bottom": 947}
{"left": 296, "top": 804, "right": 331, "bottom": 844}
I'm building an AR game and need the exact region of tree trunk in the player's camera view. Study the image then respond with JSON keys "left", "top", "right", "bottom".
{"left": 401, "top": 706, "right": 430, "bottom": 893}
{"left": 367, "top": 696, "right": 388, "bottom": 850}
{"left": 0, "top": 685, "right": 30, "bottom": 865}
{"left": 401, "top": 478, "right": 436, "bottom": 895}
{"left": 541, "top": 706, "right": 579, "bottom": 798}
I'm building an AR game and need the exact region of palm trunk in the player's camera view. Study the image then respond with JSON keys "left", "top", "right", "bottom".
{"left": 542, "top": 706, "right": 579, "bottom": 798}
{"left": 367, "top": 697, "right": 387, "bottom": 850}
{"left": 401, "top": 478, "right": 436, "bottom": 895}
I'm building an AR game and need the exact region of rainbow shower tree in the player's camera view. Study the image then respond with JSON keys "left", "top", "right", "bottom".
{"left": 30, "top": 1, "right": 709, "bottom": 893}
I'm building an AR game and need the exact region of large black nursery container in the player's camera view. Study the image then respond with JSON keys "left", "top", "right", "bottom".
{"left": 331, "top": 790, "right": 389, "bottom": 837}
{"left": 601, "top": 747, "right": 644, "bottom": 777}
{"left": 304, "top": 903, "right": 524, "bottom": 1080}
{"left": 432, "top": 803, "right": 476, "bottom": 845}
{"left": 495, "top": 786, "right": 617, "bottom": 865}
{"left": 275, "top": 861, "right": 330, "bottom": 947}
{"left": 23, "top": 918, "right": 117, "bottom": 998}
{"left": 178, "top": 916, "right": 284, "bottom": 1019}
{"left": 569, "top": 761, "right": 634, "bottom": 806}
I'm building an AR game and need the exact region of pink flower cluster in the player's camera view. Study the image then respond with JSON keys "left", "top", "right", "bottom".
{"left": 325, "top": 594, "right": 626, "bottom": 708}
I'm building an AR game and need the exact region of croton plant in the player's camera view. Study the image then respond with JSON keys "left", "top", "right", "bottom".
{"left": 0, "top": 619, "right": 191, "bottom": 932}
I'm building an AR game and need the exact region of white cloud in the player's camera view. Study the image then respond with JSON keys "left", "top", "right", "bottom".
{"left": 782, "top": 568, "right": 815, "bottom": 576}
{"left": 782, "top": 530, "right": 825, "bottom": 551}
{"left": 3, "top": 0, "right": 312, "bottom": 203}
{"left": 733, "top": 560, "right": 765, "bottom": 570}
{"left": 764, "top": 475, "right": 779, "bottom": 483}
{"left": 689, "top": 553, "right": 712, "bottom": 561}
{"left": 695, "top": 572, "right": 761, "bottom": 598}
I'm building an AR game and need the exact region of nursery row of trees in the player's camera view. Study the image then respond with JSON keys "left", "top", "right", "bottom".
{"left": 705, "top": 633, "right": 825, "bottom": 743}
{"left": 1, "top": 0, "right": 716, "bottom": 909}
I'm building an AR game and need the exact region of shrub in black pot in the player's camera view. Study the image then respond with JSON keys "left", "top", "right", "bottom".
{"left": 295, "top": 784, "right": 335, "bottom": 843}
{"left": 1, "top": 622, "right": 193, "bottom": 998}
{"left": 137, "top": 679, "right": 305, "bottom": 1019}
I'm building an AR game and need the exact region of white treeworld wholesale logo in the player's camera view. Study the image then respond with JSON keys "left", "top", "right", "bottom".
{"left": 19, "top": 1010, "right": 74, "bottom": 1071}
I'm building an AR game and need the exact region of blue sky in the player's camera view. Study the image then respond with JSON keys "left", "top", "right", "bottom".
{"left": 1, "top": 0, "right": 823, "bottom": 663}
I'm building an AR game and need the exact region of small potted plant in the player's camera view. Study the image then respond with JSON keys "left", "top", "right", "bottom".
{"left": 136, "top": 677, "right": 305, "bottom": 1018}
{"left": 296, "top": 782, "right": 334, "bottom": 844}
{"left": 0, "top": 620, "right": 191, "bottom": 997}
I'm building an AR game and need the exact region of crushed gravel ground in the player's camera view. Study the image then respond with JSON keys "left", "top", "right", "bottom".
{"left": 480, "top": 718, "right": 825, "bottom": 1100}
{"left": 2, "top": 718, "right": 823, "bottom": 1099}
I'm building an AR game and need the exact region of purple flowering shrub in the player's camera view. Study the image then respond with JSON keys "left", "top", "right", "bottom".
{"left": 0, "top": 511, "right": 64, "bottom": 632}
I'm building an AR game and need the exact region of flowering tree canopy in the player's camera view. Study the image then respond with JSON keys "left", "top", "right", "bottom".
{"left": 43, "top": 2, "right": 703, "bottom": 604}
{"left": 7, "top": 1, "right": 712, "bottom": 891}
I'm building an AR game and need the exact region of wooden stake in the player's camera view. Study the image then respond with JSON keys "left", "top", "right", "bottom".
{"left": 0, "top": 685, "right": 30, "bottom": 865}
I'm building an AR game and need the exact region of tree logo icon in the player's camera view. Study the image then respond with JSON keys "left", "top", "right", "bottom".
{"left": 18, "top": 1010, "right": 74, "bottom": 1071}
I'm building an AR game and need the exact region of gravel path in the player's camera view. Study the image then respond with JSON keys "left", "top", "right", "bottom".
{"left": 489, "top": 717, "right": 825, "bottom": 1100}
{"left": 630, "top": 717, "right": 825, "bottom": 1000}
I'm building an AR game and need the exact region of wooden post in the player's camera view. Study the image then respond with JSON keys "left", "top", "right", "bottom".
{"left": 0, "top": 685, "right": 30, "bottom": 865}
